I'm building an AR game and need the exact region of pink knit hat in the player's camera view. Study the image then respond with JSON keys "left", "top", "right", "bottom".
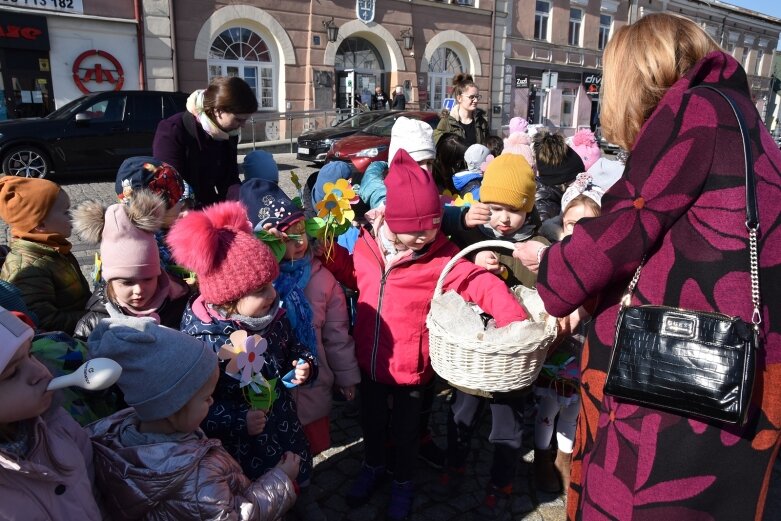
{"left": 569, "top": 129, "right": 601, "bottom": 172}
{"left": 384, "top": 149, "right": 442, "bottom": 233}
{"left": 101, "top": 204, "right": 162, "bottom": 281}
{"left": 166, "top": 201, "right": 279, "bottom": 305}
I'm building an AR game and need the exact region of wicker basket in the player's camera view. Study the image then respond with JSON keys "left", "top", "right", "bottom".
{"left": 427, "top": 240, "right": 557, "bottom": 393}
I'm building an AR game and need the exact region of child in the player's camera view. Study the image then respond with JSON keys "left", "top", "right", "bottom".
{"left": 166, "top": 202, "right": 318, "bottom": 511}
{"left": 533, "top": 130, "right": 586, "bottom": 222}
{"left": 0, "top": 306, "right": 103, "bottom": 520}
{"left": 241, "top": 179, "right": 359, "bottom": 452}
{"left": 388, "top": 116, "right": 436, "bottom": 173}
{"left": 532, "top": 174, "right": 602, "bottom": 494}
{"left": 502, "top": 117, "right": 535, "bottom": 174}
{"left": 88, "top": 317, "right": 298, "bottom": 520}
{"left": 0, "top": 177, "right": 90, "bottom": 334}
{"left": 243, "top": 150, "right": 280, "bottom": 183}
{"left": 114, "top": 156, "right": 193, "bottom": 271}
{"left": 452, "top": 143, "right": 491, "bottom": 200}
{"left": 321, "top": 149, "right": 529, "bottom": 521}
{"left": 439, "top": 153, "right": 548, "bottom": 518}
{"left": 71, "top": 190, "right": 191, "bottom": 340}
{"left": 432, "top": 133, "right": 467, "bottom": 193}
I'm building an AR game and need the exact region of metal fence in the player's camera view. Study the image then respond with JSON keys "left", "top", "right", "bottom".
{"left": 238, "top": 103, "right": 428, "bottom": 152}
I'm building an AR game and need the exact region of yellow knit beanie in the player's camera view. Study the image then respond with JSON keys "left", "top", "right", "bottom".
{"left": 479, "top": 154, "right": 536, "bottom": 212}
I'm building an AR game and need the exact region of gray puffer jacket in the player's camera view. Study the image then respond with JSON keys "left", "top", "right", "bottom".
{"left": 89, "top": 409, "right": 296, "bottom": 520}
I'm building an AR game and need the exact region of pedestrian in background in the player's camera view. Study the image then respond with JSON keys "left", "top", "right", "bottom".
{"left": 391, "top": 85, "right": 406, "bottom": 110}
{"left": 371, "top": 86, "right": 389, "bottom": 111}
{"left": 153, "top": 76, "right": 257, "bottom": 208}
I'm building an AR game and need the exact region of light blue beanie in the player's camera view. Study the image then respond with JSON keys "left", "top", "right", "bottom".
{"left": 243, "top": 150, "right": 279, "bottom": 183}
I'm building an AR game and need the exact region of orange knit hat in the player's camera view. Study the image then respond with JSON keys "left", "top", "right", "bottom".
{"left": 0, "top": 177, "right": 60, "bottom": 234}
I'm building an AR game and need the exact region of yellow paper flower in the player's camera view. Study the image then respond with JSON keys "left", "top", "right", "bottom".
{"left": 452, "top": 192, "right": 475, "bottom": 207}
{"left": 322, "top": 178, "right": 356, "bottom": 201}
{"left": 315, "top": 193, "right": 355, "bottom": 224}
{"left": 290, "top": 171, "right": 302, "bottom": 191}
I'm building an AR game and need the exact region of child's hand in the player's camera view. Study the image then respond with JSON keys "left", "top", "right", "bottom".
{"left": 262, "top": 222, "right": 288, "bottom": 241}
{"left": 291, "top": 360, "right": 311, "bottom": 385}
{"left": 340, "top": 385, "right": 356, "bottom": 401}
{"left": 464, "top": 201, "right": 491, "bottom": 228}
{"left": 276, "top": 451, "right": 301, "bottom": 481}
{"left": 474, "top": 251, "right": 506, "bottom": 276}
{"left": 246, "top": 409, "right": 268, "bottom": 436}
{"left": 513, "top": 242, "right": 547, "bottom": 273}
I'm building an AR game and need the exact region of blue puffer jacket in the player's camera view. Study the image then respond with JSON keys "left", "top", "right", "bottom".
{"left": 357, "top": 160, "right": 388, "bottom": 209}
{"left": 180, "top": 294, "right": 317, "bottom": 483}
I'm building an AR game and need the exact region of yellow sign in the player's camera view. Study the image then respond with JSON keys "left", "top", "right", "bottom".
{"left": 38, "top": 59, "right": 50, "bottom": 72}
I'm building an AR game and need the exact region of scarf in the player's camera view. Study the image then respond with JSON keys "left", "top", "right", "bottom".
{"left": 274, "top": 253, "right": 318, "bottom": 356}
{"left": 216, "top": 294, "right": 282, "bottom": 333}
{"left": 186, "top": 90, "right": 240, "bottom": 141}
{"left": 13, "top": 232, "right": 72, "bottom": 255}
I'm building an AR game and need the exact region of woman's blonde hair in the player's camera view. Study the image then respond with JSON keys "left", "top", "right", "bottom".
{"left": 601, "top": 13, "right": 720, "bottom": 150}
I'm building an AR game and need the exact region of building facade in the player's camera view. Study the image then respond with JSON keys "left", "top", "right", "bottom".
{"left": 0, "top": 0, "right": 176, "bottom": 120}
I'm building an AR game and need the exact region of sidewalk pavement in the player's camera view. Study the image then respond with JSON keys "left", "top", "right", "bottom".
{"left": 0, "top": 154, "right": 568, "bottom": 521}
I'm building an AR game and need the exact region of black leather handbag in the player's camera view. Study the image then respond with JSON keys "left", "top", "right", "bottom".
{"left": 603, "top": 86, "right": 762, "bottom": 426}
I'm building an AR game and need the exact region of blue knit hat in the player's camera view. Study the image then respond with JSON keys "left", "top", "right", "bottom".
{"left": 311, "top": 161, "right": 351, "bottom": 208}
{"left": 240, "top": 178, "right": 304, "bottom": 231}
{"left": 242, "top": 150, "right": 279, "bottom": 183}
{"left": 87, "top": 317, "right": 217, "bottom": 421}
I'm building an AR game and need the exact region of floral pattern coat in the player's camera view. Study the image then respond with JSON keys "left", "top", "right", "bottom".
{"left": 536, "top": 52, "right": 781, "bottom": 520}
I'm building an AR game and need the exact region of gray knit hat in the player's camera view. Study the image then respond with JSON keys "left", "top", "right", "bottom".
{"left": 87, "top": 317, "right": 217, "bottom": 421}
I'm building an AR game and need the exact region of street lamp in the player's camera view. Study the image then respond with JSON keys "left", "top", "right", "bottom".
{"left": 400, "top": 28, "right": 414, "bottom": 51}
{"left": 323, "top": 17, "right": 339, "bottom": 43}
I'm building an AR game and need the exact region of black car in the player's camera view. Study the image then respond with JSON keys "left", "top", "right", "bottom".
{"left": 0, "top": 90, "right": 187, "bottom": 178}
{"left": 297, "top": 110, "right": 391, "bottom": 163}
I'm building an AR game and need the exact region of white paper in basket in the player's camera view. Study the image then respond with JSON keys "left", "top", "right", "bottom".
{"left": 429, "top": 288, "right": 557, "bottom": 346}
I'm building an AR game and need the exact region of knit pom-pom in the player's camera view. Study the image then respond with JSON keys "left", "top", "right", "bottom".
{"left": 572, "top": 129, "right": 597, "bottom": 147}
{"left": 509, "top": 117, "right": 528, "bottom": 135}
{"left": 71, "top": 200, "right": 108, "bottom": 244}
{"left": 166, "top": 201, "right": 252, "bottom": 274}
{"left": 125, "top": 190, "right": 167, "bottom": 233}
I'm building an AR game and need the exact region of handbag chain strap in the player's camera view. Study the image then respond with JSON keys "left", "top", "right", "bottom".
{"left": 620, "top": 86, "right": 761, "bottom": 331}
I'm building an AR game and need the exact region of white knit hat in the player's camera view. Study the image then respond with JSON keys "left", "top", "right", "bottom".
{"left": 0, "top": 306, "right": 34, "bottom": 373}
{"left": 388, "top": 116, "right": 435, "bottom": 164}
{"left": 463, "top": 144, "right": 490, "bottom": 172}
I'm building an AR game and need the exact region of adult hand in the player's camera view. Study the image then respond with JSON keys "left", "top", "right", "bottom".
{"left": 464, "top": 202, "right": 491, "bottom": 228}
{"left": 513, "top": 241, "right": 547, "bottom": 273}
{"left": 275, "top": 451, "right": 301, "bottom": 481}
{"left": 246, "top": 409, "right": 267, "bottom": 436}
{"left": 291, "top": 360, "right": 311, "bottom": 385}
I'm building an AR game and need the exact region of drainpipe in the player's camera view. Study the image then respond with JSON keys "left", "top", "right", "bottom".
{"left": 488, "top": 4, "right": 496, "bottom": 130}
{"left": 134, "top": 0, "right": 147, "bottom": 90}
{"left": 168, "top": 0, "right": 179, "bottom": 91}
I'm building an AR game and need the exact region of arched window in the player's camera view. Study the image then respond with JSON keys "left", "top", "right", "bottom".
{"left": 335, "top": 38, "right": 386, "bottom": 110}
{"left": 429, "top": 47, "right": 463, "bottom": 110}
{"left": 208, "top": 27, "right": 275, "bottom": 109}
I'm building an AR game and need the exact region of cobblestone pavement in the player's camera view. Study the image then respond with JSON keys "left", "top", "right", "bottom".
{"left": 0, "top": 153, "right": 567, "bottom": 521}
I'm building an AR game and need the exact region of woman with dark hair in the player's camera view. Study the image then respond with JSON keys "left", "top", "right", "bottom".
{"left": 432, "top": 133, "right": 467, "bottom": 193}
{"left": 153, "top": 76, "right": 258, "bottom": 207}
{"left": 433, "top": 73, "right": 489, "bottom": 147}
{"left": 514, "top": 13, "right": 781, "bottom": 520}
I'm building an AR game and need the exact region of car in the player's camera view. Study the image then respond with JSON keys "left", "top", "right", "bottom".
{"left": 0, "top": 90, "right": 188, "bottom": 178}
{"left": 297, "top": 110, "right": 392, "bottom": 163}
{"left": 594, "top": 125, "right": 620, "bottom": 154}
{"left": 326, "top": 111, "right": 440, "bottom": 174}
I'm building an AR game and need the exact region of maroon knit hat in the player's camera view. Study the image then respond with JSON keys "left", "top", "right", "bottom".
{"left": 166, "top": 201, "right": 279, "bottom": 305}
{"left": 384, "top": 149, "right": 442, "bottom": 233}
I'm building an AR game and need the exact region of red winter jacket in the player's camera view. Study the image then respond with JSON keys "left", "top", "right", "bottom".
{"left": 324, "top": 229, "right": 527, "bottom": 386}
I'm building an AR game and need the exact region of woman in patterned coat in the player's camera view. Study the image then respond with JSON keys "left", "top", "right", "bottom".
{"left": 515, "top": 14, "right": 781, "bottom": 520}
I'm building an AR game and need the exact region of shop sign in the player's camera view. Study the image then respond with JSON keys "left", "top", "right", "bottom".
{"left": 0, "top": 0, "right": 84, "bottom": 15}
{"left": 515, "top": 68, "right": 528, "bottom": 89}
{"left": 583, "top": 73, "right": 601, "bottom": 96}
{"left": 356, "top": 0, "right": 375, "bottom": 23}
{"left": 72, "top": 49, "right": 124, "bottom": 94}
{"left": 0, "top": 12, "right": 49, "bottom": 50}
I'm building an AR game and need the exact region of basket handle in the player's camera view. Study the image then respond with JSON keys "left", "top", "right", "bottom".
{"left": 433, "top": 240, "right": 519, "bottom": 299}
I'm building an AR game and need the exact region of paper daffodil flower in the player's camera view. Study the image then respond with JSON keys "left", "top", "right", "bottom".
{"left": 451, "top": 192, "right": 475, "bottom": 207}
{"left": 315, "top": 192, "right": 355, "bottom": 225}
{"left": 322, "top": 178, "right": 357, "bottom": 202}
